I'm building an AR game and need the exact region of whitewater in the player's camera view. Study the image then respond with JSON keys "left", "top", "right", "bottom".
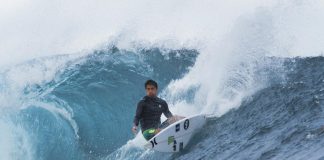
{"left": 0, "top": 0, "right": 324, "bottom": 159}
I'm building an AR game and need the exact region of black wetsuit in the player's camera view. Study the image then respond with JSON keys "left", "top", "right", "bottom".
{"left": 133, "top": 96, "right": 173, "bottom": 132}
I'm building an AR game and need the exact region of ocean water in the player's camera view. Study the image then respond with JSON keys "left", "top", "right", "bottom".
{"left": 1, "top": 0, "right": 324, "bottom": 160}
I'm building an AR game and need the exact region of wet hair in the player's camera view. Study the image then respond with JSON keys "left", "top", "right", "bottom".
{"left": 145, "top": 79, "right": 158, "bottom": 89}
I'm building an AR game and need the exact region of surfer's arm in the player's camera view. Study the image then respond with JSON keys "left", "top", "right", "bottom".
{"left": 162, "top": 101, "right": 173, "bottom": 118}
{"left": 133, "top": 101, "right": 143, "bottom": 127}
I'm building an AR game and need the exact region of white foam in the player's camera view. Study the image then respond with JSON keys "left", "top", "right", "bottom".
{"left": 0, "top": 119, "right": 34, "bottom": 160}
{"left": 160, "top": 0, "right": 324, "bottom": 117}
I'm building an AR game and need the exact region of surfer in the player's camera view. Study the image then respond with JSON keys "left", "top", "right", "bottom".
{"left": 132, "top": 79, "right": 182, "bottom": 140}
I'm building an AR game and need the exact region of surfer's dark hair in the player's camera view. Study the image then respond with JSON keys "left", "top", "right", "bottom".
{"left": 145, "top": 79, "right": 158, "bottom": 89}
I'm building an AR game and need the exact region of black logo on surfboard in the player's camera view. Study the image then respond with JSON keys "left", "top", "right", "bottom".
{"left": 180, "top": 142, "right": 184, "bottom": 151}
{"left": 175, "top": 124, "right": 180, "bottom": 132}
{"left": 173, "top": 140, "right": 177, "bottom": 151}
{"left": 184, "top": 119, "right": 189, "bottom": 130}
{"left": 150, "top": 138, "right": 158, "bottom": 148}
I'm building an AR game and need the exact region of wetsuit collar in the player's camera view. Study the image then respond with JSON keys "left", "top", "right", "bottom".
{"left": 143, "top": 95, "right": 158, "bottom": 101}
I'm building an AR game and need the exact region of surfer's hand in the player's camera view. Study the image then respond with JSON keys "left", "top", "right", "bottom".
{"left": 132, "top": 126, "right": 137, "bottom": 134}
{"left": 155, "top": 128, "right": 161, "bottom": 134}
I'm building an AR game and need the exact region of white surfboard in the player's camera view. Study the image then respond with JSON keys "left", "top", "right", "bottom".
{"left": 144, "top": 114, "right": 207, "bottom": 152}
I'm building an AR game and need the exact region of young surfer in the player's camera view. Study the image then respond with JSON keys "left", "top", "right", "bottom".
{"left": 132, "top": 79, "right": 183, "bottom": 140}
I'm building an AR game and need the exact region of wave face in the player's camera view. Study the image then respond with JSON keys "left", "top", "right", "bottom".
{"left": 0, "top": 48, "right": 197, "bottom": 160}
{"left": 175, "top": 57, "right": 324, "bottom": 160}
{"left": 0, "top": 47, "right": 324, "bottom": 160}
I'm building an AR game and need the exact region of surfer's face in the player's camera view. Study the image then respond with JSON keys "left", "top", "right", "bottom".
{"left": 145, "top": 85, "right": 157, "bottom": 97}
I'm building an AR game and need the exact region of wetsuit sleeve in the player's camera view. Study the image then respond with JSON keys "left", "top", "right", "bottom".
{"left": 133, "top": 101, "right": 143, "bottom": 126}
{"left": 162, "top": 101, "right": 173, "bottom": 118}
